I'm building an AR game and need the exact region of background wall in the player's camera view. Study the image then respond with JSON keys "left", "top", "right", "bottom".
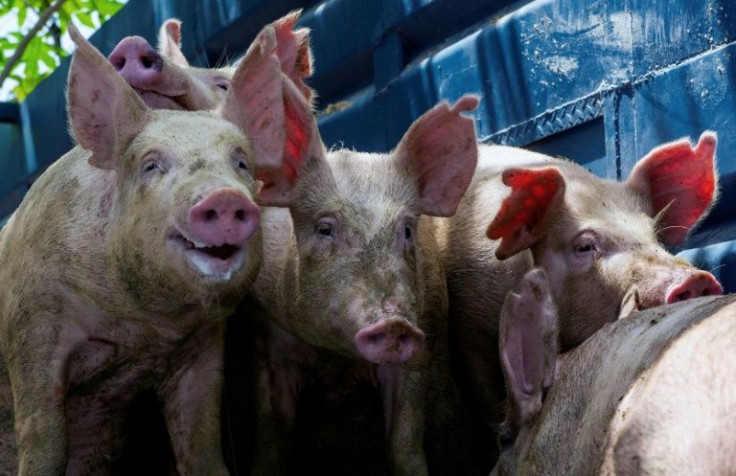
{"left": 2, "top": 0, "right": 735, "bottom": 290}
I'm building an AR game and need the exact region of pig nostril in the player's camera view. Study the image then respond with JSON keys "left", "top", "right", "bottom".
{"left": 368, "top": 332, "right": 384, "bottom": 343}
{"left": 205, "top": 210, "right": 217, "bottom": 221}
{"left": 141, "top": 55, "right": 153, "bottom": 69}
{"left": 235, "top": 209, "right": 246, "bottom": 221}
{"left": 113, "top": 58, "right": 125, "bottom": 70}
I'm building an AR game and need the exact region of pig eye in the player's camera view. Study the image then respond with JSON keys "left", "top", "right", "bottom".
{"left": 237, "top": 160, "right": 248, "bottom": 171}
{"left": 573, "top": 232, "right": 599, "bottom": 256}
{"left": 316, "top": 222, "right": 333, "bottom": 237}
{"left": 215, "top": 81, "right": 229, "bottom": 91}
{"left": 141, "top": 158, "right": 164, "bottom": 176}
{"left": 405, "top": 226, "right": 412, "bottom": 240}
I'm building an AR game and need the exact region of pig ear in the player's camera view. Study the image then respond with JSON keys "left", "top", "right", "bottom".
{"left": 273, "top": 10, "right": 315, "bottom": 104}
{"left": 499, "top": 268, "right": 558, "bottom": 427}
{"left": 254, "top": 73, "right": 323, "bottom": 206}
{"left": 486, "top": 168, "right": 566, "bottom": 260}
{"left": 67, "top": 23, "right": 149, "bottom": 170}
{"left": 625, "top": 132, "right": 717, "bottom": 247}
{"left": 158, "top": 19, "right": 189, "bottom": 67}
{"left": 220, "top": 24, "right": 319, "bottom": 206}
{"left": 394, "top": 95, "right": 479, "bottom": 217}
{"left": 220, "top": 25, "right": 285, "bottom": 171}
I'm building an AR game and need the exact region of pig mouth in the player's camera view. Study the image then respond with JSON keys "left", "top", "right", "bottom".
{"left": 167, "top": 231, "right": 246, "bottom": 281}
{"left": 171, "top": 232, "right": 241, "bottom": 260}
{"left": 136, "top": 89, "right": 186, "bottom": 110}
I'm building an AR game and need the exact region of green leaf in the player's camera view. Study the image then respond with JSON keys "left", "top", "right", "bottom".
{"left": 17, "top": 5, "right": 26, "bottom": 27}
{"left": 75, "top": 11, "right": 94, "bottom": 28}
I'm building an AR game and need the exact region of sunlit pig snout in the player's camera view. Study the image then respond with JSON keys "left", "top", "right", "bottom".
{"left": 188, "top": 188, "right": 260, "bottom": 246}
{"left": 108, "top": 36, "right": 163, "bottom": 89}
{"left": 665, "top": 271, "right": 722, "bottom": 304}
{"left": 355, "top": 320, "right": 426, "bottom": 365}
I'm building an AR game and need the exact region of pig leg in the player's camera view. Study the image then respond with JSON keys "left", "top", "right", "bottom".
{"left": 157, "top": 324, "right": 228, "bottom": 476}
{"left": 4, "top": 315, "right": 70, "bottom": 474}
{"left": 251, "top": 358, "right": 299, "bottom": 475}
{"left": 378, "top": 365, "right": 429, "bottom": 476}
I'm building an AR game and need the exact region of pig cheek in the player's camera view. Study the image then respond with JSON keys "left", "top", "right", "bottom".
{"left": 556, "top": 262, "right": 621, "bottom": 350}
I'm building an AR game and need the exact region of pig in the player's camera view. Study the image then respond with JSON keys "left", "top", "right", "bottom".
{"left": 433, "top": 135, "right": 723, "bottom": 471}
{"left": 0, "top": 22, "right": 303, "bottom": 474}
{"left": 243, "top": 75, "right": 479, "bottom": 474}
{"left": 108, "top": 10, "right": 313, "bottom": 111}
{"left": 493, "top": 268, "right": 736, "bottom": 475}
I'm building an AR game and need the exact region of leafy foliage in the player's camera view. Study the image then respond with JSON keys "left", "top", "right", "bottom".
{"left": 0, "top": 0, "right": 126, "bottom": 101}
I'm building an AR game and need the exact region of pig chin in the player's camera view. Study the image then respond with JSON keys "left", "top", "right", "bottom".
{"left": 165, "top": 229, "right": 247, "bottom": 283}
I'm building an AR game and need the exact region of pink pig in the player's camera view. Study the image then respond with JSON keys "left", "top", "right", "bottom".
{"left": 0, "top": 22, "right": 302, "bottom": 474}
{"left": 434, "top": 134, "right": 722, "bottom": 471}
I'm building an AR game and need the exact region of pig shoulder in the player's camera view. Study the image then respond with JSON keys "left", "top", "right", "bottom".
{"left": 523, "top": 294, "right": 736, "bottom": 474}
{"left": 600, "top": 299, "right": 736, "bottom": 475}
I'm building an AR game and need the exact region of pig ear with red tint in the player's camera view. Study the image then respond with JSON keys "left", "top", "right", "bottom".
{"left": 499, "top": 268, "right": 558, "bottom": 427}
{"left": 67, "top": 23, "right": 149, "bottom": 170}
{"left": 394, "top": 95, "right": 479, "bottom": 217}
{"left": 220, "top": 25, "right": 285, "bottom": 173}
{"left": 273, "top": 10, "right": 314, "bottom": 104}
{"left": 486, "top": 167, "right": 566, "bottom": 260}
{"left": 157, "top": 18, "right": 189, "bottom": 67}
{"left": 625, "top": 132, "right": 718, "bottom": 247}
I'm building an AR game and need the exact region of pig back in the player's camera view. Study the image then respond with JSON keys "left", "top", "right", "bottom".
{"left": 516, "top": 294, "right": 736, "bottom": 475}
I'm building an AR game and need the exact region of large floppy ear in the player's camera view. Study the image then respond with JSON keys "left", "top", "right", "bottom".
{"left": 486, "top": 167, "right": 565, "bottom": 260}
{"left": 220, "top": 25, "right": 285, "bottom": 172}
{"left": 67, "top": 23, "right": 149, "bottom": 170}
{"left": 394, "top": 95, "right": 479, "bottom": 217}
{"left": 273, "top": 10, "right": 314, "bottom": 104}
{"left": 219, "top": 24, "right": 322, "bottom": 207}
{"left": 625, "top": 132, "right": 717, "bottom": 247}
{"left": 157, "top": 18, "right": 189, "bottom": 67}
{"left": 499, "top": 268, "right": 558, "bottom": 427}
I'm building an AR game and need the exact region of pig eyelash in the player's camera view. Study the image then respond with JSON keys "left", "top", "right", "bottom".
{"left": 141, "top": 160, "right": 165, "bottom": 176}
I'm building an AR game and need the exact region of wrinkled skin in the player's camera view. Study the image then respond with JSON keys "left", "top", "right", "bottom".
{"left": 494, "top": 269, "right": 736, "bottom": 475}
{"left": 243, "top": 83, "right": 479, "bottom": 475}
{"left": 434, "top": 138, "right": 722, "bottom": 472}
{"left": 109, "top": 10, "right": 313, "bottom": 111}
{"left": 0, "top": 22, "right": 299, "bottom": 475}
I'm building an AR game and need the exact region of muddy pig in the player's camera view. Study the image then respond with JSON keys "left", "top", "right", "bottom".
{"left": 0, "top": 22, "right": 305, "bottom": 474}
{"left": 108, "top": 10, "right": 313, "bottom": 111}
{"left": 244, "top": 79, "right": 479, "bottom": 474}
{"left": 433, "top": 134, "right": 723, "bottom": 471}
{"left": 493, "top": 268, "right": 736, "bottom": 476}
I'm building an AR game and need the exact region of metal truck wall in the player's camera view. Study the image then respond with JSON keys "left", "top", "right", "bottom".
{"left": 3, "top": 0, "right": 736, "bottom": 290}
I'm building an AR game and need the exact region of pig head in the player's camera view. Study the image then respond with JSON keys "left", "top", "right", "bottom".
{"left": 248, "top": 81, "right": 479, "bottom": 474}
{"left": 486, "top": 134, "right": 722, "bottom": 349}
{"left": 494, "top": 269, "right": 736, "bottom": 475}
{"left": 0, "top": 21, "right": 300, "bottom": 474}
{"left": 108, "top": 10, "right": 313, "bottom": 110}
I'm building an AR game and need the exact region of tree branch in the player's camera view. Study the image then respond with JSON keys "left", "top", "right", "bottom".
{"left": 0, "top": 0, "right": 68, "bottom": 95}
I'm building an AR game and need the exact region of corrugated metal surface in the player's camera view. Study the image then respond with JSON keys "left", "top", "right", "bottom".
{"left": 3, "top": 0, "right": 736, "bottom": 289}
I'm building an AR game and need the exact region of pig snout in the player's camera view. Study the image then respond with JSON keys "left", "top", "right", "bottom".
{"left": 188, "top": 188, "right": 261, "bottom": 246}
{"left": 355, "top": 320, "right": 426, "bottom": 365}
{"left": 665, "top": 271, "right": 722, "bottom": 304}
{"left": 108, "top": 37, "right": 164, "bottom": 90}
